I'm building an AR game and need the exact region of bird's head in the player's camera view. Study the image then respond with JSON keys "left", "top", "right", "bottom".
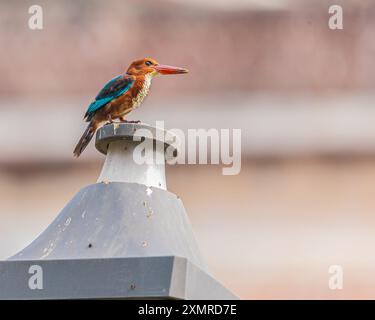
{"left": 126, "top": 58, "right": 189, "bottom": 77}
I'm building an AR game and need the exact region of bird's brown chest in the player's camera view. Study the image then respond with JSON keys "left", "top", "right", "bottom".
{"left": 132, "top": 75, "right": 152, "bottom": 108}
{"left": 106, "top": 75, "right": 152, "bottom": 119}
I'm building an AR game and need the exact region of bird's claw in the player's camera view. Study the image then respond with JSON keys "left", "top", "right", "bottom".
{"left": 120, "top": 120, "right": 141, "bottom": 124}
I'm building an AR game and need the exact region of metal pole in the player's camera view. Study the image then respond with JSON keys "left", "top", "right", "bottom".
{"left": 0, "top": 123, "right": 237, "bottom": 300}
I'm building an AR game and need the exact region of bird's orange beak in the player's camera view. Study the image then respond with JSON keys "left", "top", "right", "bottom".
{"left": 154, "top": 64, "right": 189, "bottom": 75}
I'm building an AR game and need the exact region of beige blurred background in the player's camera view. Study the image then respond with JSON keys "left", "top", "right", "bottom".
{"left": 1, "top": 0, "right": 375, "bottom": 299}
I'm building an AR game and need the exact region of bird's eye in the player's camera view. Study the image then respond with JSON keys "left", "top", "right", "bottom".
{"left": 145, "top": 61, "right": 153, "bottom": 66}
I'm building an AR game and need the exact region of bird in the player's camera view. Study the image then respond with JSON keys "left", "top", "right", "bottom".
{"left": 73, "top": 57, "right": 188, "bottom": 157}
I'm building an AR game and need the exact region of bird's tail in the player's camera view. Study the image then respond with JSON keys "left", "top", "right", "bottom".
{"left": 73, "top": 122, "right": 96, "bottom": 157}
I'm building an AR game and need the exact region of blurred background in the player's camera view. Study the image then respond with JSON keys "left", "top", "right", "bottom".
{"left": 1, "top": 0, "right": 375, "bottom": 299}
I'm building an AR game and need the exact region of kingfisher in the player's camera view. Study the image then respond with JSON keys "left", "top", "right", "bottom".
{"left": 73, "top": 57, "right": 188, "bottom": 157}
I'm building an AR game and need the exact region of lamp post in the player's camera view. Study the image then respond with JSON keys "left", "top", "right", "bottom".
{"left": 0, "top": 123, "right": 237, "bottom": 300}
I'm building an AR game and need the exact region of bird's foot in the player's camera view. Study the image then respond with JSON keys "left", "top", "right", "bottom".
{"left": 120, "top": 119, "right": 141, "bottom": 124}
{"left": 106, "top": 115, "right": 114, "bottom": 123}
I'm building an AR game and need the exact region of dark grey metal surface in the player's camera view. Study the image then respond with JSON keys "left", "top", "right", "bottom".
{"left": 0, "top": 256, "right": 237, "bottom": 300}
{"left": 10, "top": 182, "right": 208, "bottom": 273}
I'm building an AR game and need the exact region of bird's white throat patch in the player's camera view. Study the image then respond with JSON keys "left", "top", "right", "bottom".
{"left": 133, "top": 74, "right": 152, "bottom": 108}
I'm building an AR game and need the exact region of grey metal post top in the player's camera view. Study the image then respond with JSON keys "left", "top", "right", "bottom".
{"left": 95, "top": 122, "right": 178, "bottom": 157}
{"left": 96, "top": 123, "right": 178, "bottom": 190}
{"left": 1, "top": 122, "right": 238, "bottom": 300}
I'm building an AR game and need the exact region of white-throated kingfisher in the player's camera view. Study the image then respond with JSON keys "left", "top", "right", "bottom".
{"left": 73, "top": 58, "right": 188, "bottom": 157}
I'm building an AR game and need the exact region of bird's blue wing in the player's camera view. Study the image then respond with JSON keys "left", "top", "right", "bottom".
{"left": 85, "top": 75, "right": 134, "bottom": 118}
